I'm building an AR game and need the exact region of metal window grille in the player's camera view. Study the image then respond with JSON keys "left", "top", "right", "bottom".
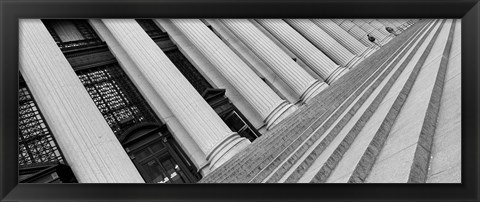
{"left": 18, "top": 83, "right": 64, "bottom": 166}
{"left": 76, "top": 63, "right": 160, "bottom": 136}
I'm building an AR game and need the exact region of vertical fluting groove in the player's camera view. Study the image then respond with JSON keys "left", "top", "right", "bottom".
{"left": 221, "top": 19, "right": 318, "bottom": 96}
{"left": 255, "top": 19, "right": 338, "bottom": 81}
{"left": 311, "top": 19, "right": 368, "bottom": 56}
{"left": 285, "top": 19, "right": 356, "bottom": 67}
{"left": 170, "top": 19, "right": 289, "bottom": 121}
{"left": 103, "top": 19, "right": 242, "bottom": 162}
{"left": 20, "top": 19, "right": 144, "bottom": 183}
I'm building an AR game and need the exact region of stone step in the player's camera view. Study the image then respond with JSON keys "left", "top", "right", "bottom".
{"left": 203, "top": 83, "right": 354, "bottom": 182}
{"left": 201, "top": 79, "right": 362, "bottom": 182}
{"left": 249, "top": 20, "right": 432, "bottom": 183}
{"left": 321, "top": 19, "right": 442, "bottom": 183}
{"left": 200, "top": 19, "right": 425, "bottom": 183}
{"left": 293, "top": 20, "right": 439, "bottom": 183}
{"left": 344, "top": 19, "right": 452, "bottom": 183}
{"left": 426, "top": 19, "right": 461, "bottom": 183}
{"left": 225, "top": 50, "right": 404, "bottom": 182}
{"left": 406, "top": 19, "right": 458, "bottom": 183}
{"left": 361, "top": 19, "right": 456, "bottom": 183}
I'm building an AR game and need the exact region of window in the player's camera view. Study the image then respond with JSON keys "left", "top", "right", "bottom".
{"left": 223, "top": 111, "right": 259, "bottom": 142}
{"left": 124, "top": 129, "right": 201, "bottom": 183}
{"left": 76, "top": 63, "right": 159, "bottom": 136}
{"left": 136, "top": 19, "right": 169, "bottom": 39}
{"left": 164, "top": 49, "right": 213, "bottom": 94}
{"left": 18, "top": 81, "right": 64, "bottom": 166}
{"left": 42, "top": 19, "right": 102, "bottom": 51}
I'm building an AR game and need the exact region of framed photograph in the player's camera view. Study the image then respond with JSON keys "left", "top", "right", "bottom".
{"left": 1, "top": 0, "right": 478, "bottom": 201}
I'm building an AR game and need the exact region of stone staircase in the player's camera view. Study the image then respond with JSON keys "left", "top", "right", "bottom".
{"left": 200, "top": 19, "right": 460, "bottom": 183}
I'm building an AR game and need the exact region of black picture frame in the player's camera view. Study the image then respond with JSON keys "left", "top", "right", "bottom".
{"left": 1, "top": 0, "right": 478, "bottom": 201}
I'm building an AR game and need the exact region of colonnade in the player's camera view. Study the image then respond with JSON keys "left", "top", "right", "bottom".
{"left": 19, "top": 18, "right": 416, "bottom": 182}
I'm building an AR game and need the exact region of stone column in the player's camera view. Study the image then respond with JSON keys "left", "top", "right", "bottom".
{"left": 19, "top": 19, "right": 145, "bottom": 183}
{"left": 377, "top": 19, "right": 399, "bottom": 31}
{"left": 218, "top": 19, "right": 327, "bottom": 98}
{"left": 368, "top": 19, "right": 392, "bottom": 36}
{"left": 170, "top": 19, "right": 297, "bottom": 129}
{"left": 285, "top": 19, "right": 357, "bottom": 67}
{"left": 351, "top": 19, "right": 388, "bottom": 42}
{"left": 397, "top": 19, "right": 408, "bottom": 24}
{"left": 393, "top": 19, "right": 408, "bottom": 30}
{"left": 402, "top": 19, "right": 415, "bottom": 27}
{"left": 369, "top": 19, "right": 395, "bottom": 44}
{"left": 102, "top": 19, "right": 250, "bottom": 169}
{"left": 336, "top": 20, "right": 373, "bottom": 47}
{"left": 255, "top": 19, "right": 346, "bottom": 84}
{"left": 331, "top": 19, "right": 345, "bottom": 24}
{"left": 310, "top": 19, "right": 370, "bottom": 58}
{"left": 363, "top": 19, "right": 374, "bottom": 23}
{"left": 388, "top": 19, "right": 403, "bottom": 28}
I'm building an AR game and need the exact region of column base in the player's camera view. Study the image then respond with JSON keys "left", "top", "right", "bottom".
{"left": 206, "top": 132, "right": 251, "bottom": 171}
{"left": 325, "top": 66, "right": 348, "bottom": 84}
{"left": 380, "top": 35, "right": 394, "bottom": 46}
{"left": 360, "top": 46, "right": 377, "bottom": 58}
{"left": 345, "top": 55, "right": 363, "bottom": 69}
{"left": 198, "top": 162, "right": 211, "bottom": 176}
{"left": 299, "top": 80, "right": 329, "bottom": 103}
{"left": 265, "top": 100, "right": 298, "bottom": 130}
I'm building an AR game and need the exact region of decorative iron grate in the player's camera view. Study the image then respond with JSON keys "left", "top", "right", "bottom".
{"left": 18, "top": 84, "right": 64, "bottom": 166}
{"left": 76, "top": 63, "right": 160, "bottom": 136}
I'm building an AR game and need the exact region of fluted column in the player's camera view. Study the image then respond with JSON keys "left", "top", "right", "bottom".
{"left": 368, "top": 19, "right": 392, "bottom": 36}
{"left": 387, "top": 19, "right": 403, "bottom": 28}
{"left": 336, "top": 20, "right": 373, "bottom": 47}
{"left": 311, "top": 19, "right": 369, "bottom": 58}
{"left": 285, "top": 19, "right": 357, "bottom": 67}
{"left": 255, "top": 19, "right": 346, "bottom": 84}
{"left": 19, "top": 19, "right": 144, "bottom": 183}
{"left": 331, "top": 19, "right": 345, "bottom": 24}
{"left": 102, "top": 19, "right": 250, "bottom": 169}
{"left": 396, "top": 19, "right": 409, "bottom": 24}
{"left": 170, "top": 19, "right": 297, "bottom": 129}
{"left": 216, "top": 19, "right": 326, "bottom": 100}
{"left": 363, "top": 19, "right": 374, "bottom": 23}
{"left": 393, "top": 19, "right": 408, "bottom": 29}
{"left": 377, "top": 19, "right": 399, "bottom": 31}
{"left": 351, "top": 19, "right": 388, "bottom": 41}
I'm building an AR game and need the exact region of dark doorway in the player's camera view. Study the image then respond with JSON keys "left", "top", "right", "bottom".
{"left": 120, "top": 124, "right": 201, "bottom": 183}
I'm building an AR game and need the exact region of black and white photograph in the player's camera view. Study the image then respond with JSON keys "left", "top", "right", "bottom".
{"left": 18, "top": 18, "right": 461, "bottom": 184}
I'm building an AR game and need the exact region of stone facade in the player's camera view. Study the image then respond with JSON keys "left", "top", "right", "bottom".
{"left": 18, "top": 18, "right": 460, "bottom": 183}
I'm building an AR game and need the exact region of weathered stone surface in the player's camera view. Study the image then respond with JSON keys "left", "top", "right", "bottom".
{"left": 425, "top": 19, "right": 461, "bottom": 183}
{"left": 197, "top": 20, "right": 459, "bottom": 184}
{"left": 365, "top": 20, "right": 452, "bottom": 183}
